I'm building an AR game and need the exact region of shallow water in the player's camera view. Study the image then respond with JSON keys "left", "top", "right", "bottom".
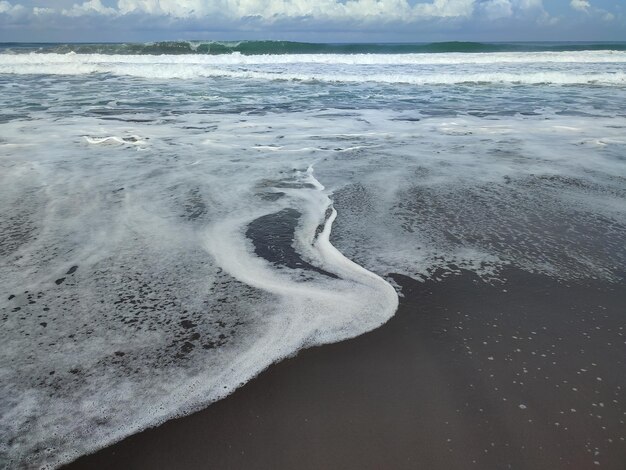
{"left": 1, "top": 44, "right": 625, "bottom": 468}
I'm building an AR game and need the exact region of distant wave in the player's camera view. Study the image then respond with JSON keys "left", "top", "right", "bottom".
{"left": 2, "top": 40, "right": 626, "bottom": 55}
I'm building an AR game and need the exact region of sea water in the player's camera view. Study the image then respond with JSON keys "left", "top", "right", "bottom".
{"left": 0, "top": 41, "right": 625, "bottom": 468}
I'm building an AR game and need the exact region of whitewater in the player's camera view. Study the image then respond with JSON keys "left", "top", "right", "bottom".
{"left": 2, "top": 49, "right": 626, "bottom": 84}
{"left": 1, "top": 42, "right": 625, "bottom": 468}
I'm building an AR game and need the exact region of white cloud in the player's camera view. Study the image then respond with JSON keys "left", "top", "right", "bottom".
{"left": 476, "top": 0, "right": 551, "bottom": 22}
{"left": 6, "top": 0, "right": 562, "bottom": 23}
{"left": 33, "top": 6, "right": 54, "bottom": 15}
{"left": 1, "top": 0, "right": 623, "bottom": 41}
{"left": 515, "top": 0, "right": 542, "bottom": 10}
{"left": 570, "top": 0, "right": 590, "bottom": 11}
{"left": 479, "top": 0, "right": 513, "bottom": 20}
{"left": 512, "top": 0, "right": 555, "bottom": 25}
{"left": 0, "top": 0, "right": 25, "bottom": 14}
{"left": 413, "top": 0, "right": 475, "bottom": 18}
{"left": 63, "top": 0, "right": 116, "bottom": 16}
{"left": 115, "top": 0, "right": 476, "bottom": 21}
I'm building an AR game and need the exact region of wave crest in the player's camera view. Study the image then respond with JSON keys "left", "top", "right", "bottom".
{"left": 2, "top": 40, "right": 626, "bottom": 55}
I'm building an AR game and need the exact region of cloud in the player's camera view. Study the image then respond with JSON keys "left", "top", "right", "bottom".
{"left": 570, "top": 0, "right": 590, "bottom": 11}
{"left": 480, "top": 0, "right": 513, "bottom": 20}
{"left": 62, "top": 0, "right": 115, "bottom": 16}
{"left": 113, "top": 0, "right": 477, "bottom": 21}
{"left": 476, "top": 0, "right": 550, "bottom": 22}
{"left": 0, "top": 0, "right": 25, "bottom": 14}
{"left": 57, "top": 0, "right": 553, "bottom": 24}
{"left": 33, "top": 6, "right": 54, "bottom": 14}
{"left": 0, "top": 0, "right": 571, "bottom": 24}
{"left": 515, "top": 0, "right": 542, "bottom": 10}
{"left": 1, "top": 0, "right": 624, "bottom": 42}
{"left": 569, "top": 0, "right": 618, "bottom": 24}
{"left": 413, "top": 0, "right": 475, "bottom": 18}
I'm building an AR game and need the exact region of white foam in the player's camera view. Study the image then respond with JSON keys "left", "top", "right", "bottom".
{"left": 84, "top": 135, "right": 147, "bottom": 146}
{"left": 1, "top": 51, "right": 625, "bottom": 85}
{"left": 204, "top": 185, "right": 397, "bottom": 346}
{"left": 4, "top": 50, "right": 626, "bottom": 66}
{"left": 0, "top": 111, "right": 402, "bottom": 469}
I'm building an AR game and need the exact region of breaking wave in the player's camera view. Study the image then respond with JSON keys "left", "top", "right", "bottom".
{"left": 2, "top": 40, "right": 626, "bottom": 55}
{"left": 1, "top": 51, "right": 626, "bottom": 85}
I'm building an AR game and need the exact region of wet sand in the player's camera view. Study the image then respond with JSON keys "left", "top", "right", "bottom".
{"left": 65, "top": 268, "right": 626, "bottom": 469}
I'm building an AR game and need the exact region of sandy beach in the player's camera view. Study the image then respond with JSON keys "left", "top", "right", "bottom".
{"left": 65, "top": 267, "right": 626, "bottom": 469}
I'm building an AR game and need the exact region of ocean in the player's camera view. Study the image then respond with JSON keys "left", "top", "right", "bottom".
{"left": 1, "top": 41, "right": 625, "bottom": 468}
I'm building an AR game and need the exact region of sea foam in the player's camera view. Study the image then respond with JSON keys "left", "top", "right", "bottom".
{"left": 1, "top": 51, "right": 626, "bottom": 85}
{"left": 0, "top": 113, "right": 400, "bottom": 469}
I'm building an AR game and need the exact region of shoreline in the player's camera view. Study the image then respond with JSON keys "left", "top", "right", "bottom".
{"left": 65, "top": 267, "right": 626, "bottom": 469}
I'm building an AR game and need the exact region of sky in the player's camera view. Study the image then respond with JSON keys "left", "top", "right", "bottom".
{"left": 0, "top": 0, "right": 624, "bottom": 42}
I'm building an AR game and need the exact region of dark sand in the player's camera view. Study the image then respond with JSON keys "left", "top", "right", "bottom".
{"left": 65, "top": 268, "right": 626, "bottom": 470}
